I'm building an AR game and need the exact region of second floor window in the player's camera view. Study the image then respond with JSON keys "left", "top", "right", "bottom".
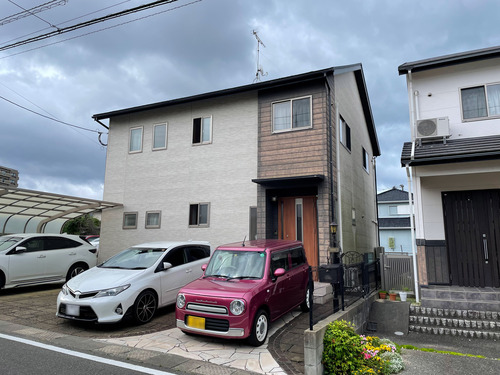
{"left": 461, "top": 83, "right": 500, "bottom": 120}
{"left": 129, "top": 127, "right": 143, "bottom": 153}
{"left": 192, "top": 117, "right": 212, "bottom": 144}
{"left": 362, "top": 147, "right": 369, "bottom": 172}
{"left": 272, "top": 96, "right": 312, "bottom": 132}
{"left": 340, "top": 117, "right": 351, "bottom": 151}
{"left": 153, "top": 123, "right": 167, "bottom": 150}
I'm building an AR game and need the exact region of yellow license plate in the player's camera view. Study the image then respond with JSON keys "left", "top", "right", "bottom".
{"left": 187, "top": 315, "right": 205, "bottom": 329}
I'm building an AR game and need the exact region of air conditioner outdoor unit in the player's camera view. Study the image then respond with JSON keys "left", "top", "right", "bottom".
{"left": 416, "top": 117, "right": 450, "bottom": 139}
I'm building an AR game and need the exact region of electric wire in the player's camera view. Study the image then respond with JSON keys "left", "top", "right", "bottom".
{"left": 0, "top": 0, "right": 67, "bottom": 26}
{"left": 0, "top": 0, "right": 180, "bottom": 52}
{"left": 0, "top": 0, "right": 203, "bottom": 60}
{"left": 1, "top": 0, "right": 132, "bottom": 46}
{"left": 6, "top": 0, "right": 62, "bottom": 30}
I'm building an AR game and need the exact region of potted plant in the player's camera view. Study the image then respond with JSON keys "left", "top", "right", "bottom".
{"left": 399, "top": 287, "right": 411, "bottom": 302}
{"left": 389, "top": 291, "right": 397, "bottom": 301}
{"left": 378, "top": 290, "right": 387, "bottom": 299}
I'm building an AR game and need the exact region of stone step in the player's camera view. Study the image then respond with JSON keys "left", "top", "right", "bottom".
{"left": 409, "top": 325, "right": 500, "bottom": 340}
{"left": 409, "top": 315, "right": 500, "bottom": 331}
{"left": 410, "top": 305, "right": 500, "bottom": 320}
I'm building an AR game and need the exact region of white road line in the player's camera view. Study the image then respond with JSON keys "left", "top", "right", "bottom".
{"left": 0, "top": 333, "right": 176, "bottom": 375}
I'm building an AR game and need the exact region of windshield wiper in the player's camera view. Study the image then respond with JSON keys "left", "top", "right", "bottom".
{"left": 227, "top": 276, "right": 260, "bottom": 281}
{"left": 204, "top": 274, "right": 228, "bottom": 279}
{"left": 129, "top": 266, "right": 147, "bottom": 270}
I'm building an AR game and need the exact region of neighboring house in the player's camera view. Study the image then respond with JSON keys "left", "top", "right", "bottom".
{"left": 377, "top": 187, "right": 414, "bottom": 253}
{"left": 399, "top": 46, "right": 500, "bottom": 288}
{"left": 93, "top": 65, "right": 380, "bottom": 275}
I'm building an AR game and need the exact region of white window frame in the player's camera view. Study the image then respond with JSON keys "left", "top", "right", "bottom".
{"left": 188, "top": 203, "right": 210, "bottom": 227}
{"left": 192, "top": 116, "right": 212, "bottom": 145}
{"left": 129, "top": 127, "right": 143, "bottom": 153}
{"left": 460, "top": 82, "right": 500, "bottom": 121}
{"left": 272, "top": 96, "right": 312, "bottom": 133}
{"left": 362, "top": 147, "right": 370, "bottom": 173}
{"left": 152, "top": 123, "right": 167, "bottom": 151}
{"left": 123, "top": 212, "right": 138, "bottom": 229}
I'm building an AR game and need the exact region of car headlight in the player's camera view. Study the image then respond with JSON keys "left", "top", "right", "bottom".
{"left": 229, "top": 299, "right": 245, "bottom": 315}
{"left": 176, "top": 293, "right": 186, "bottom": 309}
{"left": 94, "top": 284, "right": 130, "bottom": 298}
{"left": 61, "top": 284, "right": 69, "bottom": 296}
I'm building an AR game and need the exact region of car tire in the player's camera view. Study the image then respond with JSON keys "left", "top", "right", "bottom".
{"left": 133, "top": 290, "right": 157, "bottom": 324}
{"left": 0, "top": 272, "right": 5, "bottom": 289}
{"left": 300, "top": 287, "right": 311, "bottom": 312}
{"left": 247, "top": 309, "right": 269, "bottom": 347}
{"left": 66, "top": 263, "right": 88, "bottom": 281}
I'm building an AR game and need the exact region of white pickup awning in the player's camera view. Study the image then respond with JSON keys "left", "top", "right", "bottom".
{"left": 0, "top": 187, "right": 122, "bottom": 234}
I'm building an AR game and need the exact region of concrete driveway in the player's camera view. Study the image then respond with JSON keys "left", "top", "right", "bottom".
{"left": 0, "top": 284, "right": 177, "bottom": 339}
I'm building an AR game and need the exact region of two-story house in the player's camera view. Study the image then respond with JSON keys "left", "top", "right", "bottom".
{"left": 377, "top": 187, "right": 414, "bottom": 253}
{"left": 93, "top": 65, "right": 380, "bottom": 276}
{"left": 399, "top": 46, "right": 500, "bottom": 291}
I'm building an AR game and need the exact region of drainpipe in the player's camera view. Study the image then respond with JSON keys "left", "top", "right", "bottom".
{"left": 325, "top": 74, "right": 337, "bottom": 254}
{"left": 406, "top": 164, "right": 419, "bottom": 303}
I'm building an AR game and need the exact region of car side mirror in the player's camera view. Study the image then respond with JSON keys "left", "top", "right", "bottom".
{"left": 201, "top": 264, "right": 207, "bottom": 271}
{"left": 14, "top": 246, "right": 27, "bottom": 254}
{"left": 273, "top": 268, "right": 285, "bottom": 278}
{"left": 162, "top": 262, "right": 172, "bottom": 271}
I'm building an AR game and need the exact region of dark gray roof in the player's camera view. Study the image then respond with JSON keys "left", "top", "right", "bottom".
{"left": 377, "top": 188, "right": 409, "bottom": 201}
{"left": 398, "top": 45, "right": 500, "bottom": 75}
{"left": 379, "top": 217, "right": 411, "bottom": 228}
{"left": 401, "top": 135, "right": 500, "bottom": 166}
{"left": 93, "top": 65, "right": 380, "bottom": 156}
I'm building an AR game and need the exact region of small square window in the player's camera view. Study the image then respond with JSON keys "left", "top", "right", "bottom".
{"left": 192, "top": 117, "right": 212, "bottom": 144}
{"left": 129, "top": 127, "right": 143, "bottom": 153}
{"left": 153, "top": 123, "right": 167, "bottom": 150}
{"left": 189, "top": 203, "right": 210, "bottom": 227}
{"left": 123, "top": 212, "right": 138, "bottom": 229}
{"left": 146, "top": 211, "right": 161, "bottom": 229}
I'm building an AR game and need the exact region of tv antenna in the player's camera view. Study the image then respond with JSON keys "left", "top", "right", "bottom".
{"left": 253, "top": 30, "right": 267, "bottom": 82}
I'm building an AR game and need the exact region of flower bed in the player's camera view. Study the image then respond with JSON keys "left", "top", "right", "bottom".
{"left": 322, "top": 320, "right": 404, "bottom": 374}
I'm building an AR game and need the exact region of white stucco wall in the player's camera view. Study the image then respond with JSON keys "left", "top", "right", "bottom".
{"left": 99, "top": 92, "right": 258, "bottom": 260}
{"left": 335, "top": 72, "right": 379, "bottom": 254}
{"left": 410, "top": 57, "right": 500, "bottom": 140}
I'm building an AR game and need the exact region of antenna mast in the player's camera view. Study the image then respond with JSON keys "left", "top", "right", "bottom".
{"left": 253, "top": 30, "right": 267, "bottom": 82}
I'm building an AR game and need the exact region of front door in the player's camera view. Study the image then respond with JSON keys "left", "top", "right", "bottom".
{"left": 442, "top": 189, "right": 500, "bottom": 287}
{"left": 278, "top": 196, "right": 318, "bottom": 275}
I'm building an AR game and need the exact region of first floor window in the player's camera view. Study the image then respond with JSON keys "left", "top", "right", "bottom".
{"left": 189, "top": 203, "right": 209, "bottom": 227}
{"left": 129, "top": 127, "right": 143, "bottom": 153}
{"left": 123, "top": 212, "right": 138, "bottom": 229}
{"left": 461, "top": 83, "right": 500, "bottom": 120}
{"left": 153, "top": 123, "right": 167, "bottom": 150}
{"left": 192, "top": 117, "right": 212, "bottom": 144}
{"left": 145, "top": 211, "right": 161, "bottom": 228}
{"left": 272, "top": 96, "right": 312, "bottom": 132}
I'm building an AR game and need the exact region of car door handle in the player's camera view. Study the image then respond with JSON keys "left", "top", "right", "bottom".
{"left": 185, "top": 269, "right": 192, "bottom": 273}
{"left": 38, "top": 255, "right": 46, "bottom": 259}
{"left": 69, "top": 252, "right": 76, "bottom": 256}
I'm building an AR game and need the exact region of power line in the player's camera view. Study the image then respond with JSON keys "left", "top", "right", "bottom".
{"left": 0, "top": 94, "right": 101, "bottom": 134}
{"left": 0, "top": 0, "right": 68, "bottom": 26}
{"left": 0, "top": 0, "right": 180, "bottom": 52}
{"left": 0, "top": 0, "right": 203, "bottom": 59}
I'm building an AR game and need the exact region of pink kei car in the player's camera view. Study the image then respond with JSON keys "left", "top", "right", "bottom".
{"left": 175, "top": 239, "right": 310, "bottom": 346}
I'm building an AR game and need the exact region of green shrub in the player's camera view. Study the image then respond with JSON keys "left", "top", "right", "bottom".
{"left": 379, "top": 352, "right": 404, "bottom": 373}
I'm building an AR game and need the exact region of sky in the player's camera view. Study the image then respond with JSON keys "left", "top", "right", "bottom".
{"left": 1, "top": 0, "right": 499, "bottom": 200}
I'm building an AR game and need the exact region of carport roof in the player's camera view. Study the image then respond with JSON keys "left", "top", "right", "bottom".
{"left": 0, "top": 187, "right": 122, "bottom": 234}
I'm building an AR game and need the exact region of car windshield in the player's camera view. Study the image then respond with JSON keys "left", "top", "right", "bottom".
{"left": 0, "top": 236, "right": 22, "bottom": 251}
{"left": 204, "top": 250, "right": 266, "bottom": 279}
{"left": 99, "top": 247, "right": 166, "bottom": 269}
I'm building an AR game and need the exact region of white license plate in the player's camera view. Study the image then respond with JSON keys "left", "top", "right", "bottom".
{"left": 66, "top": 304, "right": 80, "bottom": 316}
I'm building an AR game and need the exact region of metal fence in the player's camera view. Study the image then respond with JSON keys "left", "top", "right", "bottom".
{"left": 380, "top": 252, "right": 414, "bottom": 291}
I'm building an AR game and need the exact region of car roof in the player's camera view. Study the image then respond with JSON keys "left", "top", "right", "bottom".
{"left": 130, "top": 240, "right": 211, "bottom": 249}
{"left": 216, "top": 239, "right": 303, "bottom": 252}
{"left": 5, "top": 233, "right": 81, "bottom": 239}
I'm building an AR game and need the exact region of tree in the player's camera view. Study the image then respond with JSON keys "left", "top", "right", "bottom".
{"left": 62, "top": 214, "right": 100, "bottom": 235}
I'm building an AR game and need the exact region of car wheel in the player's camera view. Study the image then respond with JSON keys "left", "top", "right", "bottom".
{"left": 0, "top": 273, "right": 5, "bottom": 289}
{"left": 133, "top": 290, "right": 157, "bottom": 324}
{"left": 248, "top": 309, "right": 269, "bottom": 346}
{"left": 66, "top": 263, "right": 88, "bottom": 281}
{"left": 300, "top": 287, "right": 311, "bottom": 312}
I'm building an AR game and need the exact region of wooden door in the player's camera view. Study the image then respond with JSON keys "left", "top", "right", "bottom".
{"left": 443, "top": 190, "right": 500, "bottom": 287}
{"left": 278, "top": 196, "right": 318, "bottom": 273}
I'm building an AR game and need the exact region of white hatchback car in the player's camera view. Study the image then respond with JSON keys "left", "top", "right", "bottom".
{"left": 0, "top": 233, "right": 98, "bottom": 290}
{"left": 57, "top": 240, "right": 212, "bottom": 324}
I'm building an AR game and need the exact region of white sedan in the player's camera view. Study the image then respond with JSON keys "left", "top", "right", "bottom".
{"left": 57, "top": 240, "right": 212, "bottom": 324}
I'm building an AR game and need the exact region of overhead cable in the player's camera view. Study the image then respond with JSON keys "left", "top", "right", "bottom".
{"left": 1, "top": 0, "right": 68, "bottom": 26}
{"left": 0, "top": 0, "right": 179, "bottom": 51}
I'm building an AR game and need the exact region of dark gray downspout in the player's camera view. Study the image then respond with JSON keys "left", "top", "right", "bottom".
{"left": 325, "top": 73, "right": 336, "bottom": 248}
